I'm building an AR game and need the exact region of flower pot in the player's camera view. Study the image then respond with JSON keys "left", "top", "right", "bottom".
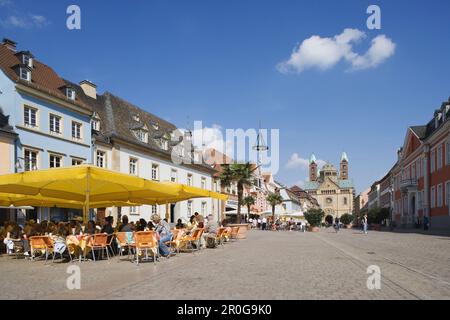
{"left": 309, "top": 226, "right": 320, "bottom": 232}
{"left": 345, "top": 224, "right": 352, "bottom": 229}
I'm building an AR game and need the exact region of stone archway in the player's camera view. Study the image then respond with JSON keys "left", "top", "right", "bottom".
{"left": 325, "top": 215, "right": 333, "bottom": 225}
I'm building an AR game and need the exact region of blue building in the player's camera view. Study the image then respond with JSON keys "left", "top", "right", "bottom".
{"left": 0, "top": 38, "right": 93, "bottom": 222}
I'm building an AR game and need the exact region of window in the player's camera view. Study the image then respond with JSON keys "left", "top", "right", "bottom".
{"left": 49, "top": 154, "right": 62, "bottom": 168}
{"left": 437, "top": 145, "right": 443, "bottom": 170}
{"left": 437, "top": 184, "right": 443, "bottom": 207}
{"left": 201, "top": 202, "right": 207, "bottom": 215}
{"left": 151, "top": 164, "right": 159, "bottom": 181}
{"left": 446, "top": 182, "right": 450, "bottom": 207}
{"left": 133, "top": 114, "right": 140, "bottom": 122}
{"left": 161, "top": 138, "right": 169, "bottom": 150}
{"left": 71, "top": 158, "right": 83, "bottom": 166}
{"left": 136, "top": 129, "right": 148, "bottom": 143}
{"left": 49, "top": 114, "right": 62, "bottom": 134}
{"left": 130, "top": 206, "right": 138, "bottom": 215}
{"left": 187, "top": 201, "right": 193, "bottom": 216}
{"left": 20, "top": 67, "right": 30, "bottom": 81}
{"left": 152, "top": 122, "right": 159, "bottom": 130}
{"left": 24, "top": 106, "right": 37, "bottom": 127}
{"left": 152, "top": 205, "right": 158, "bottom": 215}
{"left": 431, "top": 186, "right": 436, "bottom": 208}
{"left": 412, "top": 164, "right": 416, "bottom": 180}
{"left": 343, "top": 197, "right": 347, "bottom": 205}
{"left": 92, "top": 119, "right": 100, "bottom": 131}
{"left": 187, "top": 174, "right": 193, "bottom": 186}
{"left": 24, "top": 149, "right": 37, "bottom": 171}
{"left": 431, "top": 150, "right": 436, "bottom": 173}
{"left": 201, "top": 177, "right": 206, "bottom": 189}
{"left": 446, "top": 143, "right": 450, "bottom": 166}
{"left": 22, "top": 55, "right": 32, "bottom": 68}
{"left": 72, "top": 121, "right": 82, "bottom": 140}
{"left": 96, "top": 150, "right": 106, "bottom": 168}
{"left": 66, "top": 88, "right": 76, "bottom": 100}
{"left": 170, "top": 169, "right": 177, "bottom": 182}
{"left": 129, "top": 158, "right": 138, "bottom": 175}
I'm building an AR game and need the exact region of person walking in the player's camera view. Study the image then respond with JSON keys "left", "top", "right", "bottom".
{"left": 362, "top": 214, "right": 368, "bottom": 234}
{"left": 334, "top": 216, "right": 340, "bottom": 233}
{"left": 261, "top": 217, "right": 267, "bottom": 231}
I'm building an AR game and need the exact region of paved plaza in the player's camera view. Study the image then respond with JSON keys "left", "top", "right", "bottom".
{"left": 1, "top": 228, "right": 450, "bottom": 300}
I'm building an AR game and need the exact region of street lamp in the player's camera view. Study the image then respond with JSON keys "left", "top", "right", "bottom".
{"left": 389, "top": 186, "right": 394, "bottom": 229}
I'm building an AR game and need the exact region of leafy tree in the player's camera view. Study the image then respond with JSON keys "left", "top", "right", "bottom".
{"left": 340, "top": 213, "right": 354, "bottom": 225}
{"left": 220, "top": 163, "right": 257, "bottom": 223}
{"left": 266, "top": 192, "right": 284, "bottom": 222}
{"left": 241, "top": 195, "right": 255, "bottom": 220}
{"left": 304, "top": 208, "right": 325, "bottom": 227}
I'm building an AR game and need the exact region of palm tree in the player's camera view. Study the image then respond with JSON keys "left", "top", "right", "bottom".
{"left": 220, "top": 163, "right": 257, "bottom": 223}
{"left": 266, "top": 192, "right": 283, "bottom": 223}
{"left": 241, "top": 195, "right": 255, "bottom": 221}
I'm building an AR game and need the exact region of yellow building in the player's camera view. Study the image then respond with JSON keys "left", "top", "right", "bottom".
{"left": 303, "top": 153, "right": 355, "bottom": 223}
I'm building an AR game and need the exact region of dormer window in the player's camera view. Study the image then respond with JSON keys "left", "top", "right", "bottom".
{"left": 91, "top": 112, "right": 101, "bottom": 131}
{"left": 152, "top": 122, "right": 159, "bottom": 130}
{"left": 133, "top": 114, "right": 140, "bottom": 122}
{"left": 92, "top": 119, "right": 100, "bottom": 131}
{"left": 66, "top": 87, "right": 76, "bottom": 100}
{"left": 22, "top": 55, "right": 32, "bottom": 68}
{"left": 133, "top": 127, "right": 148, "bottom": 143}
{"left": 20, "top": 67, "right": 31, "bottom": 81}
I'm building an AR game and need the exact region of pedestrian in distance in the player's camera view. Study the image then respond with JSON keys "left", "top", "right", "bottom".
{"left": 362, "top": 214, "right": 368, "bottom": 234}
{"left": 334, "top": 216, "right": 340, "bottom": 233}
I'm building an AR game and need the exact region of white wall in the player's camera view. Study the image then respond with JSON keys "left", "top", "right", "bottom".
{"left": 117, "top": 146, "right": 218, "bottom": 223}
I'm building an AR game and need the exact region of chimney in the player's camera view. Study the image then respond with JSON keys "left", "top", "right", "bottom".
{"left": 3, "top": 38, "right": 17, "bottom": 51}
{"left": 79, "top": 80, "right": 97, "bottom": 99}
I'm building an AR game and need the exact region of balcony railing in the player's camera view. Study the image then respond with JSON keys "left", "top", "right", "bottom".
{"left": 400, "top": 179, "right": 418, "bottom": 192}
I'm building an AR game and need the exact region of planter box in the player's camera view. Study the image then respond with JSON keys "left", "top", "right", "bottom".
{"left": 309, "top": 226, "right": 320, "bottom": 232}
{"left": 344, "top": 224, "right": 352, "bottom": 229}
{"left": 228, "top": 223, "right": 249, "bottom": 239}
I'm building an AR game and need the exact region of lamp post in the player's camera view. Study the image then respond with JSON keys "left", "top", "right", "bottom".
{"left": 389, "top": 186, "right": 394, "bottom": 230}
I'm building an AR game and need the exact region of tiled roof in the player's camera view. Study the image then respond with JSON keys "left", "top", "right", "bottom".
{"left": 0, "top": 43, "right": 91, "bottom": 112}
{"left": 303, "top": 181, "right": 320, "bottom": 190}
{"left": 338, "top": 179, "right": 354, "bottom": 189}
{"left": 410, "top": 98, "right": 450, "bottom": 141}
{"left": 410, "top": 125, "right": 427, "bottom": 140}
{"left": 74, "top": 89, "right": 215, "bottom": 173}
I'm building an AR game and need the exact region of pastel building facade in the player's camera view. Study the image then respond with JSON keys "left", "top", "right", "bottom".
{"left": 0, "top": 39, "right": 92, "bottom": 222}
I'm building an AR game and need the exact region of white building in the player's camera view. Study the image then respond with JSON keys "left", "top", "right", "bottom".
{"left": 75, "top": 86, "right": 219, "bottom": 224}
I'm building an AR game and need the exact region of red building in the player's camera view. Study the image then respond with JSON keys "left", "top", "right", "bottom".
{"left": 391, "top": 97, "right": 450, "bottom": 229}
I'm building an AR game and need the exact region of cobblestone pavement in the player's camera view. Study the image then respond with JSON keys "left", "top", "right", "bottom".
{"left": 1, "top": 228, "right": 449, "bottom": 300}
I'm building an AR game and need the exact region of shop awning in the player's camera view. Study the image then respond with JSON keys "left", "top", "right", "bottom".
{"left": 0, "top": 165, "right": 228, "bottom": 221}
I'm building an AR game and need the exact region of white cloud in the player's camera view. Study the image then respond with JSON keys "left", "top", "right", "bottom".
{"left": 349, "top": 35, "right": 396, "bottom": 70}
{"left": 286, "top": 153, "right": 326, "bottom": 170}
{"left": 1, "top": 14, "right": 49, "bottom": 29}
{"left": 277, "top": 28, "right": 395, "bottom": 74}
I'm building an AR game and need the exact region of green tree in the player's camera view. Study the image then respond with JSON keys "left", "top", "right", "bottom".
{"left": 304, "top": 208, "right": 325, "bottom": 227}
{"left": 266, "top": 192, "right": 284, "bottom": 222}
{"left": 220, "top": 163, "right": 257, "bottom": 223}
{"left": 241, "top": 195, "right": 255, "bottom": 220}
{"left": 340, "top": 213, "right": 354, "bottom": 225}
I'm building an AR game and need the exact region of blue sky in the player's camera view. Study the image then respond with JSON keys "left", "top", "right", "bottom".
{"left": 1, "top": 0, "right": 450, "bottom": 193}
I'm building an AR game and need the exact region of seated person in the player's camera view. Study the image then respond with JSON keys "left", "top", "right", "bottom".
{"left": 118, "top": 215, "right": 133, "bottom": 232}
{"left": 3, "top": 224, "right": 30, "bottom": 256}
{"left": 203, "top": 215, "right": 219, "bottom": 248}
{"left": 151, "top": 214, "right": 172, "bottom": 257}
{"left": 175, "top": 218, "right": 185, "bottom": 229}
